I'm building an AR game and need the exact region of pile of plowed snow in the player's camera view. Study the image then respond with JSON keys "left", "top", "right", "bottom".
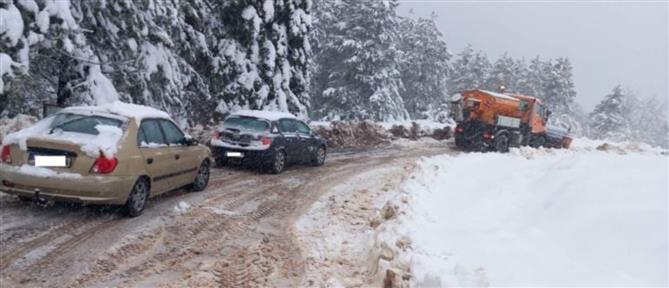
{"left": 390, "top": 140, "right": 668, "bottom": 287}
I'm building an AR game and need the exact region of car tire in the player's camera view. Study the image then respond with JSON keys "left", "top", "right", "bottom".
{"left": 494, "top": 134, "right": 510, "bottom": 153}
{"left": 312, "top": 146, "right": 326, "bottom": 166}
{"left": 124, "top": 178, "right": 150, "bottom": 217}
{"left": 269, "top": 151, "right": 286, "bottom": 174}
{"left": 190, "top": 161, "right": 210, "bottom": 192}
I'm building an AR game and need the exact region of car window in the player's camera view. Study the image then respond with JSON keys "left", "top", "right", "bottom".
{"left": 159, "top": 120, "right": 185, "bottom": 145}
{"left": 279, "top": 119, "right": 297, "bottom": 133}
{"left": 223, "top": 116, "right": 270, "bottom": 132}
{"left": 295, "top": 121, "right": 311, "bottom": 134}
{"left": 137, "top": 127, "right": 148, "bottom": 146}
{"left": 139, "top": 120, "right": 167, "bottom": 147}
{"left": 50, "top": 113, "right": 123, "bottom": 135}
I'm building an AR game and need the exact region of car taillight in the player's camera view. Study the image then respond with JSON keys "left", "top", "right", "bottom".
{"left": 455, "top": 126, "right": 464, "bottom": 133}
{"left": 213, "top": 131, "right": 221, "bottom": 139}
{"left": 261, "top": 137, "right": 272, "bottom": 146}
{"left": 91, "top": 154, "right": 118, "bottom": 174}
{"left": 483, "top": 131, "right": 494, "bottom": 140}
{"left": 1, "top": 145, "right": 10, "bottom": 164}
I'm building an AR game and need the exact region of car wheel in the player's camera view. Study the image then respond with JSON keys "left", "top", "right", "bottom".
{"left": 124, "top": 178, "right": 149, "bottom": 217}
{"left": 269, "top": 151, "right": 286, "bottom": 174}
{"left": 312, "top": 146, "right": 326, "bottom": 166}
{"left": 494, "top": 134, "right": 510, "bottom": 153}
{"left": 190, "top": 161, "right": 210, "bottom": 192}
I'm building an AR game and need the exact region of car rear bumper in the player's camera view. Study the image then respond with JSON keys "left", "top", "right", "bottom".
{"left": 0, "top": 165, "right": 136, "bottom": 205}
{"left": 210, "top": 146, "right": 274, "bottom": 165}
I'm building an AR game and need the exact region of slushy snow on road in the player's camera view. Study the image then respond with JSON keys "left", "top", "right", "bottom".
{"left": 400, "top": 143, "right": 668, "bottom": 287}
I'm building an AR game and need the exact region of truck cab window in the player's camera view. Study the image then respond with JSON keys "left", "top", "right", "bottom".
{"left": 519, "top": 101, "right": 529, "bottom": 111}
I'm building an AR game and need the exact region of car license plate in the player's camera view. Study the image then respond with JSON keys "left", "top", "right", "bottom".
{"left": 226, "top": 151, "right": 243, "bottom": 158}
{"left": 34, "top": 155, "right": 67, "bottom": 167}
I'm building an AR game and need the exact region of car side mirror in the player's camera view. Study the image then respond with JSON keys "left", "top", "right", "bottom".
{"left": 183, "top": 137, "right": 198, "bottom": 146}
{"left": 271, "top": 126, "right": 280, "bottom": 134}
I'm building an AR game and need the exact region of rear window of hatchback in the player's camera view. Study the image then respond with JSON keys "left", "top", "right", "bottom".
{"left": 50, "top": 113, "right": 124, "bottom": 135}
{"left": 223, "top": 116, "right": 270, "bottom": 132}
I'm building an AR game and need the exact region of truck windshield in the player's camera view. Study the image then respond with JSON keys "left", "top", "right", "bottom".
{"left": 223, "top": 116, "right": 270, "bottom": 132}
{"left": 49, "top": 113, "right": 124, "bottom": 135}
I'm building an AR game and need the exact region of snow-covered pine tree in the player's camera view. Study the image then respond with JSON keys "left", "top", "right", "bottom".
{"left": 542, "top": 58, "right": 576, "bottom": 115}
{"left": 484, "top": 53, "right": 530, "bottom": 94}
{"left": 621, "top": 91, "right": 669, "bottom": 147}
{"left": 1, "top": 0, "right": 312, "bottom": 124}
{"left": 448, "top": 45, "right": 491, "bottom": 94}
{"left": 311, "top": 0, "right": 408, "bottom": 121}
{"left": 589, "top": 85, "right": 630, "bottom": 141}
{"left": 212, "top": 0, "right": 311, "bottom": 119}
{"left": 75, "top": 0, "right": 216, "bottom": 125}
{"left": 1, "top": 0, "right": 121, "bottom": 117}
{"left": 539, "top": 57, "right": 579, "bottom": 132}
{"left": 526, "top": 56, "right": 546, "bottom": 98}
{"left": 397, "top": 13, "right": 451, "bottom": 120}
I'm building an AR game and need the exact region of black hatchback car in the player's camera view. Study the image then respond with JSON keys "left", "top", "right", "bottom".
{"left": 210, "top": 110, "right": 327, "bottom": 174}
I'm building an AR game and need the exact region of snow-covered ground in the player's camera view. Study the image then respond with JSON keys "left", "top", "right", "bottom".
{"left": 398, "top": 141, "right": 668, "bottom": 286}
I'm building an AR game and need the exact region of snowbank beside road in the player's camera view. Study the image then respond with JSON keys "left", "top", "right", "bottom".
{"left": 400, "top": 145, "right": 668, "bottom": 286}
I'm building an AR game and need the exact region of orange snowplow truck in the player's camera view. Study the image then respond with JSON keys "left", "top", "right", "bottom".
{"left": 450, "top": 89, "right": 572, "bottom": 152}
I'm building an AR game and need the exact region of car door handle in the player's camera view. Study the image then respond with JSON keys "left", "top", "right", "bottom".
{"left": 175, "top": 154, "right": 180, "bottom": 160}
{"left": 147, "top": 158, "right": 154, "bottom": 165}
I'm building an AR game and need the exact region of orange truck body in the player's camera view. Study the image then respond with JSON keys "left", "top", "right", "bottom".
{"left": 451, "top": 89, "right": 571, "bottom": 152}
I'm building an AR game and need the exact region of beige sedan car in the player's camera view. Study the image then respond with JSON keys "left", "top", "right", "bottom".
{"left": 0, "top": 102, "right": 212, "bottom": 217}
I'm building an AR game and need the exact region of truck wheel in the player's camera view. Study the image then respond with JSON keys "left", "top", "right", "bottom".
{"left": 124, "top": 178, "right": 149, "bottom": 217}
{"left": 455, "top": 137, "right": 466, "bottom": 149}
{"left": 494, "top": 134, "right": 510, "bottom": 153}
{"left": 530, "top": 136, "right": 546, "bottom": 148}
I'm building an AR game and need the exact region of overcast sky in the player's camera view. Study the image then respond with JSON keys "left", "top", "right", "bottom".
{"left": 397, "top": 1, "right": 668, "bottom": 111}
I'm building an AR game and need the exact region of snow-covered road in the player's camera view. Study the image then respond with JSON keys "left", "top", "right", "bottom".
{"left": 0, "top": 140, "right": 448, "bottom": 287}
{"left": 399, "top": 142, "right": 668, "bottom": 287}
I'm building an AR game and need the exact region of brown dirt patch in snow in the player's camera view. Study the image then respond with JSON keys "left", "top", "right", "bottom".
{"left": 312, "top": 121, "right": 392, "bottom": 149}
{"left": 389, "top": 122, "right": 452, "bottom": 141}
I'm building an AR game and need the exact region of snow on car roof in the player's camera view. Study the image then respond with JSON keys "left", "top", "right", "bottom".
{"left": 231, "top": 110, "right": 297, "bottom": 121}
{"left": 478, "top": 89, "right": 519, "bottom": 101}
{"left": 61, "top": 101, "right": 171, "bottom": 122}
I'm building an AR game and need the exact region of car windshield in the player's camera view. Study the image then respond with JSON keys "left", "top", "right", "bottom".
{"left": 50, "top": 113, "right": 124, "bottom": 135}
{"left": 223, "top": 116, "right": 270, "bottom": 132}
